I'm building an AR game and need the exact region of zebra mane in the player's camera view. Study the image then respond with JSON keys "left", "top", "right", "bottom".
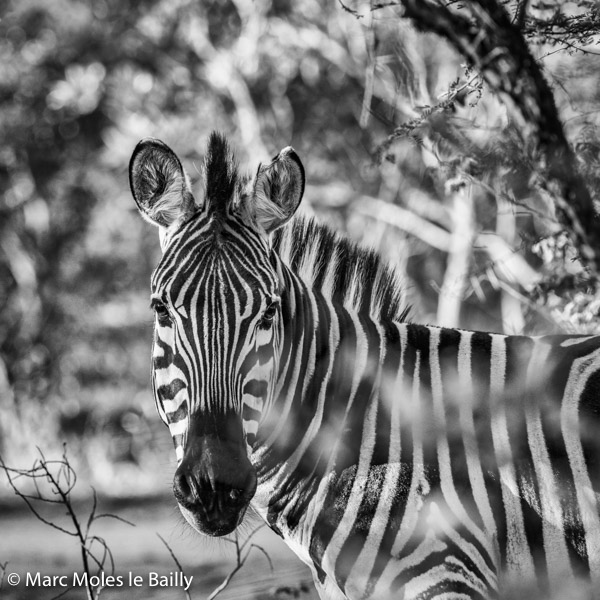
{"left": 199, "top": 134, "right": 409, "bottom": 322}
{"left": 273, "top": 215, "right": 410, "bottom": 323}
{"left": 203, "top": 132, "right": 239, "bottom": 222}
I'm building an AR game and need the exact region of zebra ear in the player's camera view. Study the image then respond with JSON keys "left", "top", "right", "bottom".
{"left": 129, "top": 138, "right": 196, "bottom": 230}
{"left": 250, "top": 147, "right": 305, "bottom": 234}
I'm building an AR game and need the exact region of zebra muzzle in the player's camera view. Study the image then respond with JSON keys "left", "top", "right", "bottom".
{"left": 173, "top": 440, "right": 257, "bottom": 536}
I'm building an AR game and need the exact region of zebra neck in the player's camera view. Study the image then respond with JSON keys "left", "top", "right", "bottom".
{"left": 251, "top": 312, "right": 498, "bottom": 534}
{"left": 252, "top": 267, "right": 394, "bottom": 513}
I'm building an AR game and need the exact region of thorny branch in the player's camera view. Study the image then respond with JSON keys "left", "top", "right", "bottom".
{"left": 521, "top": 1, "right": 600, "bottom": 51}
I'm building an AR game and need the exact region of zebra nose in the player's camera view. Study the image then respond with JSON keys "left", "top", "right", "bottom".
{"left": 173, "top": 464, "right": 256, "bottom": 514}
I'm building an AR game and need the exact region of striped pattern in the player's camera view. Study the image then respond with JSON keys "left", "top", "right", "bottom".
{"left": 141, "top": 139, "right": 600, "bottom": 599}
{"left": 151, "top": 211, "right": 280, "bottom": 461}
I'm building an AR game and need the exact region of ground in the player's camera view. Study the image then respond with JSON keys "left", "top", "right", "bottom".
{"left": 0, "top": 495, "right": 319, "bottom": 599}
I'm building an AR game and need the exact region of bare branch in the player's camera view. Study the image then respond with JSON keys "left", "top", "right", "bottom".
{"left": 246, "top": 543, "right": 274, "bottom": 573}
{"left": 156, "top": 533, "right": 192, "bottom": 600}
{"left": 0, "top": 561, "right": 7, "bottom": 592}
{"left": 436, "top": 182, "right": 475, "bottom": 327}
{"left": 0, "top": 449, "right": 129, "bottom": 600}
{"left": 338, "top": 0, "right": 364, "bottom": 18}
{"left": 93, "top": 513, "right": 136, "bottom": 527}
{"left": 49, "top": 586, "right": 75, "bottom": 600}
{"left": 513, "top": 0, "right": 529, "bottom": 29}
{"left": 360, "top": 9, "right": 376, "bottom": 128}
{"left": 208, "top": 528, "right": 274, "bottom": 600}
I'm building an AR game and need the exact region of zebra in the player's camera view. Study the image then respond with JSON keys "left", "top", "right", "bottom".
{"left": 129, "top": 132, "right": 600, "bottom": 600}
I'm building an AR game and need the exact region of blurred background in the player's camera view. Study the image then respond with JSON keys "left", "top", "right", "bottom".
{"left": 0, "top": 0, "right": 599, "bottom": 598}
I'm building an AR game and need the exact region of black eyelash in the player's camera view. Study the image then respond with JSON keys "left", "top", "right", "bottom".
{"left": 151, "top": 299, "right": 172, "bottom": 325}
{"left": 259, "top": 301, "right": 279, "bottom": 328}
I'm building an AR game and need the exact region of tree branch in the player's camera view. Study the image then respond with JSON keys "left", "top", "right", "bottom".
{"left": 383, "top": 0, "right": 600, "bottom": 272}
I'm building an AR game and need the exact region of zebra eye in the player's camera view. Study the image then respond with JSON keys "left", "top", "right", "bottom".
{"left": 152, "top": 300, "right": 171, "bottom": 325}
{"left": 259, "top": 301, "right": 279, "bottom": 328}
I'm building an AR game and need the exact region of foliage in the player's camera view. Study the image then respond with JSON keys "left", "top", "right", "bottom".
{"left": 1, "top": 0, "right": 599, "bottom": 531}
{"left": 1, "top": 0, "right": 600, "bottom": 597}
{"left": 343, "top": 0, "right": 600, "bottom": 332}
{"left": 0, "top": 0, "right": 390, "bottom": 478}
{"left": 521, "top": 1, "right": 600, "bottom": 51}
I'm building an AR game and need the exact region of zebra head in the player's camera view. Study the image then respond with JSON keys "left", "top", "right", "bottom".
{"left": 129, "top": 133, "right": 304, "bottom": 536}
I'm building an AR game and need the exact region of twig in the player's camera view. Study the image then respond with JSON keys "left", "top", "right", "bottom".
{"left": 50, "top": 586, "right": 75, "bottom": 600}
{"left": 156, "top": 533, "right": 192, "bottom": 600}
{"left": 245, "top": 543, "right": 274, "bottom": 573}
{"left": 360, "top": 7, "right": 376, "bottom": 129}
{"left": 0, "top": 447, "right": 131, "bottom": 600}
{"left": 436, "top": 182, "right": 474, "bottom": 326}
{"left": 207, "top": 563, "right": 244, "bottom": 600}
{"left": 0, "top": 561, "right": 7, "bottom": 591}
{"left": 207, "top": 527, "right": 274, "bottom": 600}
{"left": 513, "top": 0, "right": 529, "bottom": 29}
{"left": 338, "top": 0, "right": 364, "bottom": 18}
{"left": 38, "top": 449, "right": 95, "bottom": 600}
{"left": 1, "top": 457, "right": 78, "bottom": 536}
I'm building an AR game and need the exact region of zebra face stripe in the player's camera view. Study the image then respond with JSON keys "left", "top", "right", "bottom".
{"left": 149, "top": 213, "right": 283, "bottom": 534}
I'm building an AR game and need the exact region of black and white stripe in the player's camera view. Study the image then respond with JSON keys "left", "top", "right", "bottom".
{"left": 134, "top": 133, "right": 600, "bottom": 600}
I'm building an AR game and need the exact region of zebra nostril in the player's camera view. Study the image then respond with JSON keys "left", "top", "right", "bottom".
{"left": 174, "top": 471, "right": 192, "bottom": 500}
{"left": 229, "top": 488, "right": 242, "bottom": 503}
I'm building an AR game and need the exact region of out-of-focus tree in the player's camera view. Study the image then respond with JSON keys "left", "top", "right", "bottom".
{"left": 0, "top": 0, "right": 420, "bottom": 486}
{"left": 1, "top": 0, "right": 599, "bottom": 488}
{"left": 0, "top": 0, "right": 169, "bottom": 476}
{"left": 341, "top": 0, "right": 600, "bottom": 332}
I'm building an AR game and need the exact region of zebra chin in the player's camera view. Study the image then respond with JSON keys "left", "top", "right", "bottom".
{"left": 177, "top": 501, "right": 248, "bottom": 537}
